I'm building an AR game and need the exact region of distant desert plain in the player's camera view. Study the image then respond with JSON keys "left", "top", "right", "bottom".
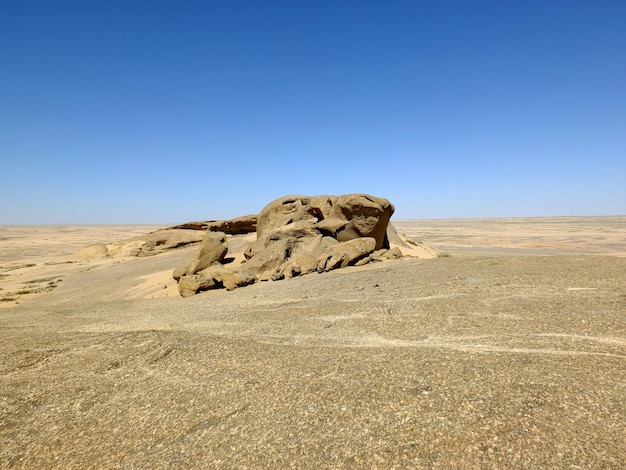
{"left": 1, "top": 216, "right": 625, "bottom": 468}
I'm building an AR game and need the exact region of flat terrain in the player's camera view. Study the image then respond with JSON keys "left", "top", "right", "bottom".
{"left": 1, "top": 217, "right": 625, "bottom": 468}
{"left": 394, "top": 216, "right": 626, "bottom": 256}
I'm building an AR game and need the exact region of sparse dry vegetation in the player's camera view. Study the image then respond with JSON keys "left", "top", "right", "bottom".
{"left": 0, "top": 263, "right": 36, "bottom": 272}
{"left": 24, "top": 277, "right": 59, "bottom": 284}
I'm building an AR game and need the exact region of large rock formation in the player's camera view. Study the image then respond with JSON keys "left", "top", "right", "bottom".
{"left": 174, "top": 194, "right": 398, "bottom": 296}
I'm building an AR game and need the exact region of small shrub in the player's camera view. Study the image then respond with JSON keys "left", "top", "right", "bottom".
{"left": 16, "top": 290, "right": 32, "bottom": 295}
{"left": 25, "top": 277, "right": 56, "bottom": 284}
{"left": 0, "top": 297, "right": 16, "bottom": 302}
{"left": 437, "top": 252, "right": 451, "bottom": 258}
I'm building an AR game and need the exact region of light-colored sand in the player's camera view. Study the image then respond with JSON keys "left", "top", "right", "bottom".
{"left": 0, "top": 225, "right": 173, "bottom": 307}
{"left": 1, "top": 217, "right": 625, "bottom": 468}
{"left": 0, "top": 225, "right": 167, "bottom": 264}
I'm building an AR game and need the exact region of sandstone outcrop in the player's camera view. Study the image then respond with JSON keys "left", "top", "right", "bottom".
{"left": 131, "top": 229, "right": 205, "bottom": 256}
{"left": 174, "top": 194, "right": 402, "bottom": 296}
{"left": 76, "top": 229, "right": 205, "bottom": 260}
{"left": 169, "top": 215, "right": 257, "bottom": 234}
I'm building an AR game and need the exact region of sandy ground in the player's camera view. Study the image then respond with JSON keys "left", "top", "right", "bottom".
{"left": 394, "top": 216, "right": 626, "bottom": 257}
{"left": 1, "top": 217, "right": 625, "bottom": 468}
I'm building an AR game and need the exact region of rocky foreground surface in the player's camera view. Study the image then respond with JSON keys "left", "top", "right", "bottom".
{"left": 1, "top": 246, "right": 625, "bottom": 468}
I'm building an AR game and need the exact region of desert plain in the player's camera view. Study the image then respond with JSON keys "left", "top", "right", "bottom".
{"left": 1, "top": 216, "right": 625, "bottom": 468}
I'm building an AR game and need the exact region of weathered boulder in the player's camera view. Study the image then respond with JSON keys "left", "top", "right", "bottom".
{"left": 194, "top": 231, "right": 228, "bottom": 269}
{"left": 197, "top": 264, "right": 254, "bottom": 291}
{"left": 317, "top": 237, "right": 377, "bottom": 272}
{"left": 177, "top": 264, "right": 254, "bottom": 296}
{"left": 173, "top": 232, "right": 228, "bottom": 281}
{"left": 178, "top": 274, "right": 218, "bottom": 298}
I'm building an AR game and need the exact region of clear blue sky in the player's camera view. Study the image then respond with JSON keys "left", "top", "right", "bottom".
{"left": 1, "top": 0, "right": 625, "bottom": 224}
